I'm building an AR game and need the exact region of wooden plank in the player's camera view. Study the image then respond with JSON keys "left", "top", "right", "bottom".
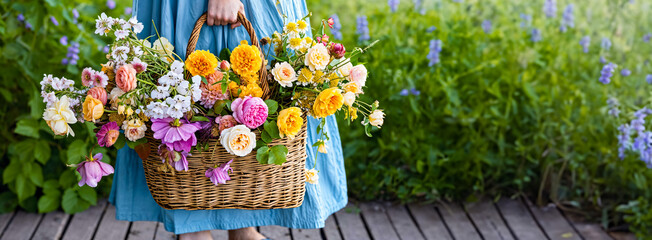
{"left": 496, "top": 198, "right": 547, "bottom": 240}
{"left": 0, "top": 211, "right": 42, "bottom": 240}
{"left": 407, "top": 204, "right": 453, "bottom": 240}
{"left": 154, "top": 222, "right": 176, "bottom": 240}
{"left": 0, "top": 212, "right": 14, "bottom": 237}
{"left": 464, "top": 200, "right": 514, "bottom": 240}
{"left": 334, "top": 204, "right": 371, "bottom": 240}
{"left": 385, "top": 205, "right": 424, "bottom": 240}
{"left": 127, "top": 221, "right": 157, "bottom": 240}
{"left": 570, "top": 222, "right": 612, "bottom": 240}
{"left": 259, "top": 225, "right": 291, "bottom": 240}
{"left": 94, "top": 204, "right": 130, "bottom": 240}
{"left": 323, "top": 216, "right": 342, "bottom": 240}
{"left": 32, "top": 211, "right": 70, "bottom": 240}
{"left": 210, "top": 229, "right": 228, "bottom": 240}
{"left": 359, "top": 203, "right": 400, "bottom": 240}
{"left": 437, "top": 203, "right": 482, "bottom": 240}
{"left": 610, "top": 232, "right": 637, "bottom": 240}
{"left": 524, "top": 199, "right": 581, "bottom": 240}
{"left": 62, "top": 200, "right": 108, "bottom": 240}
{"left": 291, "top": 228, "right": 322, "bottom": 240}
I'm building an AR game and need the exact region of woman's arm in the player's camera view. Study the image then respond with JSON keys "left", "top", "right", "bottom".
{"left": 207, "top": 0, "right": 245, "bottom": 28}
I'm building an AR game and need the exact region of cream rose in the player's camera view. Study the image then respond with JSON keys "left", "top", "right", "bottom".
{"left": 337, "top": 59, "right": 353, "bottom": 79}
{"left": 304, "top": 44, "right": 330, "bottom": 71}
{"left": 272, "top": 62, "right": 297, "bottom": 87}
{"left": 305, "top": 168, "right": 319, "bottom": 184}
{"left": 43, "top": 96, "right": 77, "bottom": 136}
{"left": 349, "top": 64, "right": 368, "bottom": 87}
{"left": 122, "top": 119, "right": 147, "bottom": 141}
{"left": 153, "top": 37, "right": 174, "bottom": 56}
{"left": 342, "top": 92, "right": 356, "bottom": 107}
{"left": 369, "top": 109, "right": 385, "bottom": 128}
{"left": 220, "top": 125, "right": 256, "bottom": 157}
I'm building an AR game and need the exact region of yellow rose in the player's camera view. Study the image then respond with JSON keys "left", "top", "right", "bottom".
{"left": 82, "top": 95, "right": 104, "bottom": 122}
{"left": 305, "top": 168, "right": 319, "bottom": 184}
{"left": 185, "top": 50, "right": 218, "bottom": 77}
{"left": 277, "top": 107, "right": 303, "bottom": 139}
{"left": 304, "top": 44, "right": 330, "bottom": 71}
{"left": 43, "top": 96, "right": 77, "bottom": 136}
{"left": 343, "top": 82, "right": 363, "bottom": 94}
{"left": 313, "top": 87, "right": 344, "bottom": 118}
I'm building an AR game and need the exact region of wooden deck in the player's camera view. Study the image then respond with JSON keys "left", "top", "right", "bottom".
{"left": 0, "top": 197, "right": 633, "bottom": 240}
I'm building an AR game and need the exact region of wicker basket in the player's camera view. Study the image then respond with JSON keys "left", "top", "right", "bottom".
{"left": 141, "top": 12, "right": 307, "bottom": 210}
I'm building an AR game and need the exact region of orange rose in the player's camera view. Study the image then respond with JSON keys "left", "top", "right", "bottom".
{"left": 116, "top": 64, "right": 137, "bottom": 92}
{"left": 83, "top": 95, "right": 104, "bottom": 122}
{"left": 313, "top": 87, "right": 343, "bottom": 118}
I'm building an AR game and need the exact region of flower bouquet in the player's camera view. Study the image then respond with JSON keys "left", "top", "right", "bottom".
{"left": 41, "top": 12, "right": 383, "bottom": 209}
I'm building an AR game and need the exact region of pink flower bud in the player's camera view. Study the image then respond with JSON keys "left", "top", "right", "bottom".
{"left": 327, "top": 18, "right": 335, "bottom": 28}
{"left": 220, "top": 60, "right": 230, "bottom": 71}
{"left": 329, "top": 43, "right": 346, "bottom": 59}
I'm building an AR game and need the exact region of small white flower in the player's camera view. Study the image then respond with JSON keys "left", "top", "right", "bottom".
{"left": 151, "top": 85, "right": 170, "bottom": 99}
{"left": 40, "top": 74, "right": 55, "bottom": 91}
{"left": 111, "top": 46, "right": 130, "bottom": 62}
{"left": 145, "top": 101, "right": 169, "bottom": 119}
{"left": 128, "top": 17, "right": 144, "bottom": 34}
{"left": 191, "top": 82, "right": 202, "bottom": 102}
{"left": 171, "top": 60, "right": 184, "bottom": 74}
{"left": 132, "top": 46, "right": 143, "bottom": 56}
{"left": 94, "top": 13, "right": 114, "bottom": 36}
{"left": 41, "top": 91, "right": 58, "bottom": 108}
{"left": 305, "top": 168, "right": 319, "bottom": 184}
{"left": 114, "top": 29, "right": 129, "bottom": 40}
{"left": 165, "top": 95, "right": 191, "bottom": 119}
{"left": 176, "top": 81, "right": 190, "bottom": 96}
{"left": 117, "top": 19, "right": 130, "bottom": 30}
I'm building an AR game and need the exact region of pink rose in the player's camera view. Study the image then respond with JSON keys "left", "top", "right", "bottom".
{"left": 349, "top": 64, "right": 367, "bottom": 88}
{"left": 87, "top": 87, "right": 107, "bottom": 105}
{"left": 231, "top": 96, "right": 268, "bottom": 129}
{"left": 216, "top": 115, "right": 238, "bottom": 134}
{"left": 219, "top": 60, "right": 230, "bottom": 71}
{"left": 116, "top": 64, "right": 137, "bottom": 92}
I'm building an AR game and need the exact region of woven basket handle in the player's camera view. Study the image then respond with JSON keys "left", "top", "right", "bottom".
{"left": 186, "top": 12, "right": 270, "bottom": 98}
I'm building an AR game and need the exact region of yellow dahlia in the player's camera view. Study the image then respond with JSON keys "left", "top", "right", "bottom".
{"left": 239, "top": 83, "right": 263, "bottom": 98}
{"left": 185, "top": 50, "right": 218, "bottom": 77}
{"left": 230, "top": 40, "right": 262, "bottom": 77}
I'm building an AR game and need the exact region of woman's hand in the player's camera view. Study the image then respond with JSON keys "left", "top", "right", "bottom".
{"left": 207, "top": 0, "right": 245, "bottom": 28}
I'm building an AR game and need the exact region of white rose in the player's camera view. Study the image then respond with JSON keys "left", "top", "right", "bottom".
{"left": 43, "top": 96, "right": 77, "bottom": 136}
{"left": 349, "top": 65, "right": 368, "bottom": 87}
{"left": 304, "top": 44, "right": 330, "bottom": 71}
{"left": 305, "top": 168, "right": 319, "bottom": 184}
{"left": 337, "top": 59, "right": 353, "bottom": 79}
{"left": 122, "top": 119, "right": 147, "bottom": 141}
{"left": 272, "top": 62, "right": 297, "bottom": 87}
{"left": 343, "top": 92, "right": 356, "bottom": 107}
{"left": 220, "top": 125, "right": 256, "bottom": 157}
{"left": 368, "top": 109, "right": 385, "bottom": 128}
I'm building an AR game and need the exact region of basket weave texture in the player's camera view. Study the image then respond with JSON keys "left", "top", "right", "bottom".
{"left": 141, "top": 12, "right": 307, "bottom": 210}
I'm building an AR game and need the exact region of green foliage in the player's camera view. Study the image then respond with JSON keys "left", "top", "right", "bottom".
{"left": 0, "top": 0, "right": 129, "bottom": 214}
{"left": 307, "top": 0, "right": 652, "bottom": 234}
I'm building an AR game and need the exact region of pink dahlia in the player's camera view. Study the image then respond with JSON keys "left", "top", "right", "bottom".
{"left": 231, "top": 96, "right": 268, "bottom": 129}
{"left": 96, "top": 122, "right": 120, "bottom": 147}
{"left": 151, "top": 118, "right": 201, "bottom": 152}
{"left": 158, "top": 145, "right": 189, "bottom": 171}
{"left": 77, "top": 153, "right": 114, "bottom": 187}
{"left": 199, "top": 71, "right": 229, "bottom": 108}
{"left": 205, "top": 159, "right": 233, "bottom": 186}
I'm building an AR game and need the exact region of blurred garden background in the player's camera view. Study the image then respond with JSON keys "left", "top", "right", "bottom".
{"left": 1, "top": 0, "right": 652, "bottom": 237}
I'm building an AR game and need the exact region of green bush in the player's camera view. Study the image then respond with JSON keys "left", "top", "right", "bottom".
{"left": 307, "top": 0, "right": 652, "bottom": 234}
{"left": 0, "top": 0, "right": 130, "bottom": 213}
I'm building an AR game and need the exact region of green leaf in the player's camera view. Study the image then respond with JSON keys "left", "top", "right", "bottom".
{"left": 15, "top": 175, "right": 36, "bottom": 202}
{"left": 364, "top": 123, "right": 372, "bottom": 137}
{"left": 61, "top": 189, "right": 84, "bottom": 214}
{"left": 114, "top": 134, "right": 127, "bottom": 150}
{"left": 3, "top": 161, "right": 21, "bottom": 184}
{"left": 265, "top": 100, "right": 279, "bottom": 115}
{"left": 264, "top": 121, "right": 281, "bottom": 139}
{"left": 38, "top": 195, "right": 60, "bottom": 213}
{"left": 126, "top": 138, "right": 147, "bottom": 149}
{"left": 268, "top": 145, "right": 288, "bottom": 165}
{"left": 191, "top": 115, "right": 210, "bottom": 122}
{"left": 77, "top": 186, "right": 97, "bottom": 205}
{"left": 219, "top": 48, "right": 232, "bottom": 61}
{"left": 67, "top": 140, "right": 88, "bottom": 164}
{"left": 14, "top": 118, "right": 40, "bottom": 138}
{"left": 59, "top": 170, "right": 77, "bottom": 187}
{"left": 28, "top": 163, "right": 43, "bottom": 187}
{"left": 201, "top": 76, "right": 208, "bottom": 85}
{"left": 261, "top": 130, "right": 272, "bottom": 143}
{"left": 43, "top": 180, "right": 60, "bottom": 196}
{"left": 256, "top": 146, "right": 270, "bottom": 164}
{"left": 34, "top": 140, "right": 51, "bottom": 164}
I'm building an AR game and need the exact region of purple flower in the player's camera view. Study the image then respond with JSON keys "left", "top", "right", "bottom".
{"left": 125, "top": 7, "right": 133, "bottom": 15}
{"left": 388, "top": 0, "right": 400, "bottom": 12}
{"left": 61, "top": 58, "right": 69, "bottom": 65}
{"left": 600, "top": 56, "right": 607, "bottom": 64}
{"left": 426, "top": 26, "right": 437, "bottom": 33}
{"left": 72, "top": 9, "right": 79, "bottom": 19}
{"left": 543, "top": 0, "right": 557, "bottom": 18}
{"left": 618, "top": 124, "right": 632, "bottom": 159}
{"left": 400, "top": 89, "right": 409, "bottom": 96}
{"left": 96, "top": 122, "right": 120, "bottom": 147}
{"left": 599, "top": 63, "right": 616, "bottom": 84}
{"left": 205, "top": 159, "right": 234, "bottom": 186}
{"left": 25, "top": 22, "right": 32, "bottom": 30}
{"left": 17, "top": 14, "right": 24, "bottom": 22}
{"left": 601, "top": 37, "right": 611, "bottom": 50}
{"left": 411, "top": 88, "right": 421, "bottom": 95}
{"left": 413, "top": 0, "right": 425, "bottom": 14}
{"left": 607, "top": 97, "right": 619, "bottom": 117}
{"left": 621, "top": 68, "right": 631, "bottom": 77}
{"left": 427, "top": 39, "right": 443, "bottom": 66}
{"left": 644, "top": 33, "right": 651, "bottom": 43}
{"left": 59, "top": 36, "right": 68, "bottom": 45}
{"left": 107, "top": 0, "right": 116, "bottom": 9}
{"left": 158, "top": 145, "right": 190, "bottom": 171}
{"left": 103, "top": 45, "right": 110, "bottom": 53}
{"left": 50, "top": 16, "right": 59, "bottom": 26}
{"left": 531, "top": 28, "right": 542, "bottom": 42}
{"left": 520, "top": 13, "right": 532, "bottom": 28}
{"left": 560, "top": 4, "right": 574, "bottom": 32}
{"left": 646, "top": 74, "right": 652, "bottom": 84}
{"left": 579, "top": 36, "right": 590, "bottom": 53}
{"left": 356, "top": 16, "right": 370, "bottom": 42}
{"left": 77, "top": 153, "right": 114, "bottom": 187}
{"left": 330, "top": 14, "right": 342, "bottom": 40}
{"left": 151, "top": 118, "right": 202, "bottom": 152}
{"left": 482, "top": 20, "right": 492, "bottom": 34}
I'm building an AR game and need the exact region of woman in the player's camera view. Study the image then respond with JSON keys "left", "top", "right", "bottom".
{"left": 108, "top": 0, "right": 348, "bottom": 239}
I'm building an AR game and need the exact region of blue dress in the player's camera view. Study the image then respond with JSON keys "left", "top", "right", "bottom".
{"left": 108, "top": 0, "right": 347, "bottom": 234}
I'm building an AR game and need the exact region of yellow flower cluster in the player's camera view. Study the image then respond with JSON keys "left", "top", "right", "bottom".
{"left": 185, "top": 50, "right": 218, "bottom": 77}
{"left": 230, "top": 40, "right": 262, "bottom": 77}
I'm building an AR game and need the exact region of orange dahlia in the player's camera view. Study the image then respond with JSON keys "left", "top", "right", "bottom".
{"left": 230, "top": 40, "right": 262, "bottom": 77}
{"left": 185, "top": 50, "right": 218, "bottom": 77}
